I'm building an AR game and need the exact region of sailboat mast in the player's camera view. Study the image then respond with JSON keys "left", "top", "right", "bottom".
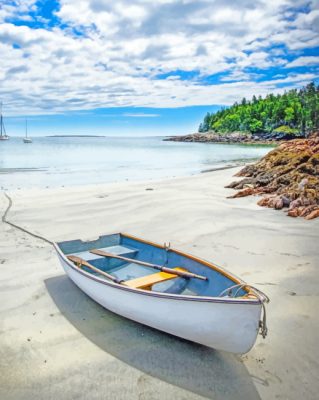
{"left": 26, "top": 119, "right": 28, "bottom": 138}
{"left": 0, "top": 102, "right": 9, "bottom": 140}
{"left": 0, "top": 102, "right": 2, "bottom": 137}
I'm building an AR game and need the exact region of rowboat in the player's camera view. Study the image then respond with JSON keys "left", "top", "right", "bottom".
{"left": 54, "top": 232, "right": 269, "bottom": 353}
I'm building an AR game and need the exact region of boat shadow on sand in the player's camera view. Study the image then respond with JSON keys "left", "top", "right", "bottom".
{"left": 45, "top": 275, "right": 260, "bottom": 400}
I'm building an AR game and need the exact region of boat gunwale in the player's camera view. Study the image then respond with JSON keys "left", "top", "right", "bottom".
{"left": 54, "top": 233, "right": 262, "bottom": 305}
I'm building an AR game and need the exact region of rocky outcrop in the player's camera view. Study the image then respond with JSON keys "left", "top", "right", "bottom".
{"left": 226, "top": 132, "right": 319, "bottom": 220}
{"left": 164, "top": 131, "right": 279, "bottom": 145}
{"left": 164, "top": 131, "right": 304, "bottom": 145}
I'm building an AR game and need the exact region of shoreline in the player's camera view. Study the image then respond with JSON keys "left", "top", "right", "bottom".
{"left": 164, "top": 132, "right": 288, "bottom": 146}
{"left": 1, "top": 168, "right": 318, "bottom": 400}
{"left": 0, "top": 162, "right": 249, "bottom": 192}
{"left": 1, "top": 165, "right": 243, "bottom": 197}
{"left": 0, "top": 167, "right": 47, "bottom": 174}
{"left": 200, "top": 163, "right": 247, "bottom": 173}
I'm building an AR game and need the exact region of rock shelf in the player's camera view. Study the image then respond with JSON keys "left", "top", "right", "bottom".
{"left": 226, "top": 132, "right": 319, "bottom": 220}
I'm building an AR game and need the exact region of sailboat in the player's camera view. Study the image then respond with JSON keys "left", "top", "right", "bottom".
{"left": 0, "top": 102, "right": 9, "bottom": 141}
{"left": 23, "top": 119, "right": 32, "bottom": 143}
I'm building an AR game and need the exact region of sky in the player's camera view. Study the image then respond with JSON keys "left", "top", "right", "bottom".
{"left": 0, "top": 0, "right": 318, "bottom": 136}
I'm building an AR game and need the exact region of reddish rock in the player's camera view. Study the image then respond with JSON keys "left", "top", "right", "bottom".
{"left": 257, "top": 197, "right": 270, "bottom": 207}
{"left": 299, "top": 205, "right": 318, "bottom": 217}
{"left": 305, "top": 209, "right": 319, "bottom": 220}
{"left": 274, "top": 198, "right": 284, "bottom": 210}
{"left": 227, "top": 132, "right": 319, "bottom": 220}
{"left": 287, "top": 209, "right": 299, "bottom": 217}
{"left": 267, "top": 196, "right": 278, "bottom": 208}
{"left": 228, "top": 187, "right": 255, "bottom": 198}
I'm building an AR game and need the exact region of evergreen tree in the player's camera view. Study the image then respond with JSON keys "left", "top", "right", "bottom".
{"left": 198, "top": 82, "right": 319, "bottom": 136}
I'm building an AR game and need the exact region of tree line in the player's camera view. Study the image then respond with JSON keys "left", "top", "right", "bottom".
{"left": 199, "top": 82, "right": 319, "bottom": 136}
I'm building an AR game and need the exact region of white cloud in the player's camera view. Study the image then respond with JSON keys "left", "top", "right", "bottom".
{"left": 0, "top": 1, "right": 37, "bottom": 23}
{"left": 0, "top": 0, "right": 318, "bottom": 115}
{"left": 285, "top": 56, "right": 319, "bottom": 68}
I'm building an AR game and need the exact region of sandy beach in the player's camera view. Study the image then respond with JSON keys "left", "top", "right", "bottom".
{"left": 1, "top": 167, "right": 318, "bottom": 400}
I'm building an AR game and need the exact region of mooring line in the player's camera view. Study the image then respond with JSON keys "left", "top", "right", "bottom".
{"left": 1, "top": 192, "right": 54, "bottom": 245}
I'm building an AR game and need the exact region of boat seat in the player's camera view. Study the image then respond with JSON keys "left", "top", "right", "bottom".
{"left": 71, "top": 245, "right": 138, "bottom": 269}
{"left": 124, "top": 267, "right": 186, "bottom": 290}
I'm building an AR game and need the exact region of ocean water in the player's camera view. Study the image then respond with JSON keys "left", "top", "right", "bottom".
{"left": 0, "top": 136, "right": 271, "bottom": 189}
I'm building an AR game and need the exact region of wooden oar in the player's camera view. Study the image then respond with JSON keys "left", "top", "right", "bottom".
{"left": 90, "top": 249, "right": 208, "bottom": 281}
{"left": 67, "top": 255, "right": 125, "bottom": 285}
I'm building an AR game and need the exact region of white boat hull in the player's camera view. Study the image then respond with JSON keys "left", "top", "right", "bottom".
{"left": 56, "top": 251, "right": 262, "bottom": 353}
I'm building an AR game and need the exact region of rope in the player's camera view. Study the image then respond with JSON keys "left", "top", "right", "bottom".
{"left": 1, "top": 192, "right": 54, "bottom": 246}
{"left": 219, "top": 282, "right": 269, "bottom": 338}
{"left": 219, "top": 283, "right": 246, "bottom": 297}
{"left": 260, "top": 303, "right": 268, "bottom": 339}
{"left": 2, "top": 191, "right": 270, "bottom": 338}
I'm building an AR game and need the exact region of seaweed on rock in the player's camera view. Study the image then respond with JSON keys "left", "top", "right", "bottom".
{"left": 226, "top": 132, "right": 319, "bottom": 220}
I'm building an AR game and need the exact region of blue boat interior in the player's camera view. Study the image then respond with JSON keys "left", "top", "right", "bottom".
{"left": 58, "top": 233, "right": 248, "bottom": 298}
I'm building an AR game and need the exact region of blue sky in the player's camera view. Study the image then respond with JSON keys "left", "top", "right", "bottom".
{"left": 4, "top": 106, "right": 221, "bottom": 136}
{"left": 0, "top": 0, "right": 318, "bottom": 136}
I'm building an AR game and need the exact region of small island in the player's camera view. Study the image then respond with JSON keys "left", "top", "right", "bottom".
{"left": 46, "top": 135, "right": 106, "bottom": 138}
{"left": 165, "top": 82, "right": 318, "bottom": 144}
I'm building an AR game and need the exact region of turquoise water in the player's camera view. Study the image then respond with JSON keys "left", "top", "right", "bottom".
{"left": 0, "top": 136, "right": 270, "bottom": 189}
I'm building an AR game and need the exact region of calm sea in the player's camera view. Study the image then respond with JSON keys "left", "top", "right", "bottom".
{"left": 0, "top": 136, "right": 270, "bottom": 189}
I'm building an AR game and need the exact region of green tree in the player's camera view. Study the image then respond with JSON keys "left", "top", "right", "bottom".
{"left": 198, "top": 82, "right": 319, "bottom": 136}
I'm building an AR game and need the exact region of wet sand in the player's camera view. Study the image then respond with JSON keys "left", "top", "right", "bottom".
{"left": 0, "top": 168, "right": 318, "bottom": 400}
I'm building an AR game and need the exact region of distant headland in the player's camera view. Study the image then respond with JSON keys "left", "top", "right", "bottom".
{"left": 165, "top": 82, "right": 319, "bottom": 145}
{"left": 46, "top": 135, "right": 106, "bottom": 138}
